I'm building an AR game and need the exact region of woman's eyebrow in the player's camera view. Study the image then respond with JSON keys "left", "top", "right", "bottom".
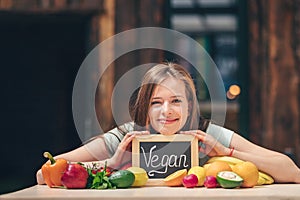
{"left": 152, "top": 95, "right": 184, "bottom": 99}
{"left": 170, "top": 95, "right": 184, "bottom": 98}
{"left": 151, "top": 97, "right": 163, "bottom": 100}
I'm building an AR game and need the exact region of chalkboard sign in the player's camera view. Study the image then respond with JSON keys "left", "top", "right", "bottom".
{"left": 132, "top": 134, "right": 198, "bottom": 186}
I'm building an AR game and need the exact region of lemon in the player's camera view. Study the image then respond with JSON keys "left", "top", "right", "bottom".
{"left": 163, "top": 169, "right": 187, "bottom": 187}
{"left": 188, "top": 166, "right": 206, "bottom": 186}
{"left": 203, "top": 163, "right": 211, "bottom": 171}
{"left": 126, "top": 167, "right": 149, "bottom": 187}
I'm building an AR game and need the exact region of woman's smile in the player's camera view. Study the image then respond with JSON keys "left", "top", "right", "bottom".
{"left": 157, "top": 118, "right": 180, "bottom": 124}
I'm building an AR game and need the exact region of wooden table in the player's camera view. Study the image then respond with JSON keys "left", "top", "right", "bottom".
{"left": 1, "top": 184, "right": 300, "bottom": 200}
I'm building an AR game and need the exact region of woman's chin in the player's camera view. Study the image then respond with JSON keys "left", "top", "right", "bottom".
{"left": 153, "top": 124, "right": 182, "bottom": 135}
{"left": 160, "top": 132, "right": 176, "bottom": 135}
{"left": 158, "top": 127, "right": 179, "bottom": 135}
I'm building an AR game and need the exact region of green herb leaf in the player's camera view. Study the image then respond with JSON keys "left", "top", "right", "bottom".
{"left": 85, "top": 161, "right": 115, "bottom": 190}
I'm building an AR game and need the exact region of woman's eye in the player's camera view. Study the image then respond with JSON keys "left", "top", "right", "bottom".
{"left": 151, "top": 101, "right": 161, "bottom": 105}
{"left": 172, "top": 99, "right": 182, "bottom": 103}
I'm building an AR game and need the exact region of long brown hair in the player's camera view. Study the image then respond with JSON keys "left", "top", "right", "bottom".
{"left": 129, "top": 62, "right": 209, "bottom": 133}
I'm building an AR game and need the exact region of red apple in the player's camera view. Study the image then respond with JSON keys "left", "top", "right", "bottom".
{"left": 61, "top": 163, "right": 88, "bottom": 189}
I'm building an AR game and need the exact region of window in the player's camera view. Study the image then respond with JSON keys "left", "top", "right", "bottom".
{"left": 168, "top": 0, "right": 246, "bottom": 132}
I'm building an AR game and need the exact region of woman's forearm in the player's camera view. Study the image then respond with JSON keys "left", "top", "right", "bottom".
{"left": 232, "top": 149, "right": 300, "bottom": 183}
{"left": 295, "top": 169, "right": 300, "bottom": 183}
{"left": 230, "top": 133, "right": 300, "bottom": 183}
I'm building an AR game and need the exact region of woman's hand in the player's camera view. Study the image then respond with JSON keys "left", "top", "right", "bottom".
{"left": 180, "top": 130, "right": 230, "bottom": 157}
{"left": 36, "top": 169, "right": 45, "bottom": 185}
{"left": 109, "top": 131, "right": 150, "bottom": 169}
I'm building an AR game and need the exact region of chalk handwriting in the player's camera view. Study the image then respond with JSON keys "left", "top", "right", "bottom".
{"left": 141, "top": 145, "right": 188, "bottom": 177}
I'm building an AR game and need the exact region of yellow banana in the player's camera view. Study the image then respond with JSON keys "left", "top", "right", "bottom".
{"left": 258, "top": 172, "right": 274, "bottom": 184}
{"left": 206, "top": 156, "right": 244, "bottom": 165}
{"left": 257, "top": 175, "right": 266, "bottom": 185}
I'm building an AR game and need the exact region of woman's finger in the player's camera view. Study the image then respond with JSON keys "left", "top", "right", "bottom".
{"left": 128, "top": 130, "right": 150, "bottom": 135}
{"left": 119, "top": 131, "right": 150, "bottom": 151}
{"left": 181, "top": 130, "right": 229, "bottom": 157}
{"left": 180, "top": 130, "right": 207, "bottom": 137}
{"left": 180, "top": 130, "right": 206, "bottom": 142}
{"left": 119, "top": 134, "right": 135, "bottom": 150}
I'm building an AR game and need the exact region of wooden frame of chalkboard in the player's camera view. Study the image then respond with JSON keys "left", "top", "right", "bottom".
{"left": 132, "top": 134, "right": 198, "bottom": 186}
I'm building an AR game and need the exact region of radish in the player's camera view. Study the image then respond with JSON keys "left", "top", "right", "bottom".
{"left": 204, "top": 176, "right": 218, "bottom": 188}
{"left": 182, "top": 174, "right": 198, "bottom": 188}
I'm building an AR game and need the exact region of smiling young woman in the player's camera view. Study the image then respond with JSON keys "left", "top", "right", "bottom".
{"left": 36, "top": 62, "right": 300, "bottom": 185}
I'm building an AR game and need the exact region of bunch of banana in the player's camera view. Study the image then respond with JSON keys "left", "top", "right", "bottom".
{"left": 257, "top": 172, "right": 274, "bottom": 185}
{"left": 204, "top": 156, "right": 274, "bottom": 185}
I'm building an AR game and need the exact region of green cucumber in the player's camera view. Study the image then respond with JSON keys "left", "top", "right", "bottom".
{"left": 108, "top": 170, "right": 135, "bottom": 188}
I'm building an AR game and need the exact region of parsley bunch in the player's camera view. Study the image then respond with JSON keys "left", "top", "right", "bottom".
{"left": 85, "top": 162, "right": 116, "bottom": 189}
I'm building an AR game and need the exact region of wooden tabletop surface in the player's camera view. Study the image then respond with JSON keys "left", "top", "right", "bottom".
{"left": 1, "top": 184, "right": 300, "bottom": 200}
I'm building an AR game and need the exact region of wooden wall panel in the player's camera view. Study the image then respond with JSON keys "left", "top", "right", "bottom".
{"left": 114, "top": 0, "right": 166, "bottom": 76}
{"left": 0, "top": 0, "right": 103, "bottom": 13}
{"left": 103, "top": 0, "right": 167, "bottom": 129}
{"left": 248, "top": 0, "right": 300, "bottom": 164}
{"left": 95, "top": 0, "right": 115, "bottom": 132}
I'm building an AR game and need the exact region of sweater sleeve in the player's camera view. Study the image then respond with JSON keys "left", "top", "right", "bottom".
{"left": 206, "top": 123, "right": 234, "bottom": 148}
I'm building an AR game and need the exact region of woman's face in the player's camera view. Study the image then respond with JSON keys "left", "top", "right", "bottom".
{"left": 148, "top": 77, "right": 189, "bottom": 135}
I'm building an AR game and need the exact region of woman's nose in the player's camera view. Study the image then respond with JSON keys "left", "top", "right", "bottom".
{"left": 162, "top": 102, "right": 172, "bottom": 114}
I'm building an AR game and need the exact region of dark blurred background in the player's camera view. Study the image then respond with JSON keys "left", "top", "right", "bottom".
{"left": 0, "top": 0, "right": 299, "bottom": 194}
